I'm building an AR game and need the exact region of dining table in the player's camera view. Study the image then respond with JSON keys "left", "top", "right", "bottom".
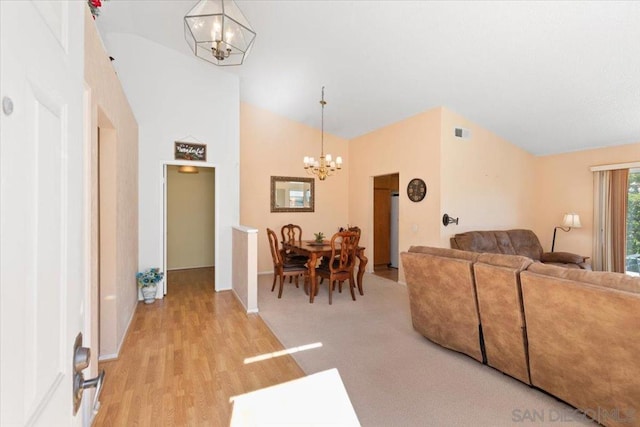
{"left": 283, "top": 240, "right": 368, "bottom": 303}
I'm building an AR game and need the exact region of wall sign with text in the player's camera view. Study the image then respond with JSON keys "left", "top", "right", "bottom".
{"left": 174, "top": 141, "right": 206, "bottom": 161}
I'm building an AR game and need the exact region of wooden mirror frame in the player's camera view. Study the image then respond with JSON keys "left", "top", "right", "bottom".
{"left": 270, "top": 176, "right": 315, "bottom": 213}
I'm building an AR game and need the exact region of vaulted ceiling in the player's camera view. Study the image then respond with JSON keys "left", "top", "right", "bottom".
{"left": 96, "top": 1, "right": 640, "bottom": 156}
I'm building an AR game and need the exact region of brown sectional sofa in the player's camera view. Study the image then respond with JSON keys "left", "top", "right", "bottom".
{"left": 401, "top": 246, "right": 640, "bottom": 427}
{"left": 450, "top": 229, "right": 591, "bottom": 269}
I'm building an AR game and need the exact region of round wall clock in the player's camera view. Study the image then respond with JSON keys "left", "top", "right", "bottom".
{"left": 407, "top": 178, "right": 427, "bottom": 202}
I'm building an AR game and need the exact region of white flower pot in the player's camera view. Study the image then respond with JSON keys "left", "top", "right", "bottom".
{"left": 141, "top": 285, "right": 157, "bottom": 304}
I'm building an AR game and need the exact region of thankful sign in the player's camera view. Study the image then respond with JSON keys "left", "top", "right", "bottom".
{"left": 174, "top": 141, "right": 206, "bottom": 161}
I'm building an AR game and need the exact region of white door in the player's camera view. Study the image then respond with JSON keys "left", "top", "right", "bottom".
{"left": 1, "top": 1, "right": 87, "bottom": 425}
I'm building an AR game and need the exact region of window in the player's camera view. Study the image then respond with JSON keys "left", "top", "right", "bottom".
{"left": 626, "top": 169, "right": 640, "bottom": 275}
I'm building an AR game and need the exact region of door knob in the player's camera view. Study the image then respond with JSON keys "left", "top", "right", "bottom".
{"left": 72, "top": 332, "right": 105, "bottom": 415}
{"left": 74, "top": 345, "right": 90, "bottom": 372}
{"left": 82, "top": 369, "right": 105, "bottom": 391}
{"left": 73, "top": 369, "right": 105, "bottom": 413}
{"left": 83, "top": 369, "right": 106, "bottom": 414}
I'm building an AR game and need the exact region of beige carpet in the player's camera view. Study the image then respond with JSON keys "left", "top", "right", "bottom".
{"left": 257, "top": 273, "right": 593, "bottom": 426}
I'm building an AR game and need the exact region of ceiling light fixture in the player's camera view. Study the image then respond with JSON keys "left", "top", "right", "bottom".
{"left": 303, "top": 87, "right": 342, "bottom": 181}
{"left": 184, "top": 0, "right": 256, "bottom": 66}
{"left": 178, "top": 165, "right": 199, "bottom": 174}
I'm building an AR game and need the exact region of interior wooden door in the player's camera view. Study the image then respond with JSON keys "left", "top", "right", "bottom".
{"left": 374, "top": 188, "right": 391, "bottom": 266}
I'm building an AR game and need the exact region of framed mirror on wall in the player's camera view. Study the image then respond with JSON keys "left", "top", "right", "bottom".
{"left": 270, "top": 176, "right": 314, "bottom": 212}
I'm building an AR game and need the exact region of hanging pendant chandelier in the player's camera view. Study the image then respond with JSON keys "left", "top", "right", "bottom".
{"left": 303, "top": 87, "right": 343, "bottom": 181}
{"left": 184, "top": 0, "right": 256, "bottom": 66}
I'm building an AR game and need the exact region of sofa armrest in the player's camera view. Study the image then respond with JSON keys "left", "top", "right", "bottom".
{"left": 541, "top": 251, "right": 588, "bottom": 265}
{"left": 577, "top": 262, "right": 592, "bottom": 270}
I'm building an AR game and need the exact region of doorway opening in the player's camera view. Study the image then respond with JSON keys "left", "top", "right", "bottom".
{"left": 373, "top": 173, "right": 399, "bottom": 282}
{"left": 163, "top": 164, "right": 216, "bottom": 294}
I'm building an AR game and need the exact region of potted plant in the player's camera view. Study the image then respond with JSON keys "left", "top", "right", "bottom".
{"left": 137, "top": 267, "right": 164, "bottom": 304}
{"left": 314, "top": 232, "right": 325, "bottom": 243}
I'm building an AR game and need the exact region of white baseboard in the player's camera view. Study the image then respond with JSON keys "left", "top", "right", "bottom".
{"left": 231, "top": 288, "right": 260, "bottom": 314}
{"left": 98, "top": 298, "right": 138, "bottom": 361}
{"left": 98, "top": 353, "right": 118, "bottom": 362}
{"left": 167, "top": 264, "right": 215, "bottom": 271}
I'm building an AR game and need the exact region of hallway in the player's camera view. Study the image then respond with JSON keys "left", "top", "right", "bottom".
{"left": 94, "top": 268, "right": 304, "bottom": 425}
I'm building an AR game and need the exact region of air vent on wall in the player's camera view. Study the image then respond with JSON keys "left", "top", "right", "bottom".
{"left": 454, "top": 127, "right": 471, "bottom": 139}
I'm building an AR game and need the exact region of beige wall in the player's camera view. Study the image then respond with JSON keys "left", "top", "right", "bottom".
{"left": 85, "top": 10, "right": 139, "bottom": 358}
{"left": 240, "top": 99, "right": 639, "bottom": 282}
{"left": 240, "top": 103, "right": 350, "bottom": 273}
{"left": 349, "top": 109, "right": 443, "bottom": 282}
{"left": 104, "top": 32, "right": 240, "bottom": 293}
{"left": 440, "top": 108, "right": 537, "bottom": 246}
{"left": 533, "top": 142, "right": 640, "bottom": 258}
{"left": 167, "top": 166, "right": 215, "bottom": 269}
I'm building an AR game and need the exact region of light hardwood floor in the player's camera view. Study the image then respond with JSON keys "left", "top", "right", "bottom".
{"left": 373, "top": 265, "right": 398, "bottom": 282}
{"left": 94, "top": 267, "right": 304, "bottom": 426}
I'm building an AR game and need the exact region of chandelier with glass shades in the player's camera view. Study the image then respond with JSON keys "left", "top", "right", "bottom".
{"left": 303, "top": 87, "right": 343, "bottom": 180}
{"left": 184, "top": 0, "right": 256, "bottom": 66}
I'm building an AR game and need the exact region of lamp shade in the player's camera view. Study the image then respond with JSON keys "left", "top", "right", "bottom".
{"left": 562, "top": 213, "right": 581, "bottom": 228}
{"left": 184, "top": 0, "right": 256, "bottom": 66}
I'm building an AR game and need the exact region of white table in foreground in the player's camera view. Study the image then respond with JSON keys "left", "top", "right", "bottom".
{"left": 230, "top": 368, "right": 361, "bottom": 426}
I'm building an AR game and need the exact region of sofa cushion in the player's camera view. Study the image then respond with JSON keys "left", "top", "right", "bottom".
{"left": 401, "top": 250, "right": 483, "bottom": 362}
{"left": 451, "top": 231, "right": 512, "bottom": 254}
{"left": 542, "top": 261, "right": 582, "bottom": 269}
{"left": 527, "top": 262, "right": 640, "bottom": 293}
{"left": 493, "top": 231, "right": 517, "bottom": 254}
{"left": 521, "top": 268, "right": 640, "bottom": 424}
{"left": 505, "top": 229, "right": 543, "bottom": 261}
{"left": 474, "top": 253, "right": 533, "bottom": 384}
{"left": 477, "top": 253, "right": 532, "bottom": 271}
{"left": 540, "top": 251, "right": 588, "bottom": 265}
{"left": 452, "top": 230, "right": 544, "bottom": 257}
{"left": 409, "top": 245, "right": 479, "bottom": 262}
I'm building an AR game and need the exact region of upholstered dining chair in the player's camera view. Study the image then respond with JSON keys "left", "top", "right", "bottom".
{"left": 267, "top": 228, "right": 308, "bottom": 298}
{"left": 315, "top": 230, "right": 359, "bottom": 304}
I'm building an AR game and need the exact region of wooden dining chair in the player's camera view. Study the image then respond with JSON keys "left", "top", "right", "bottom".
{"left": 338, "top": 226, "right": 362, "bottom": 293}
{"left": 280, "top": 224, "right": 308, "bottom": 285}
{"left": 315, "top": 230, "right": 359, "bottom": 304}
{"left": 319, "top": 226, "right": 361, "bottom": 288}
{"left": 280, "top": 224, "right": 308, "bottom": 264}
{"left": 347, "top": 226, "right": 361, "bottom": 244}
{"left": 267, "top": 228, "right": 308, "bottom": 298}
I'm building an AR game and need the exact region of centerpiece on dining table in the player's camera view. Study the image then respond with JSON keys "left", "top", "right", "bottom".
{"left": 313, "top": 232, "right": 325, "bottom": 244}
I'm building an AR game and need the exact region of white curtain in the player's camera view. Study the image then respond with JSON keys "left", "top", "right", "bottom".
{"left": 592, "top": 169, "right": 628, "bottom": 272}
{"left": 593, "top": 171, "right": 610, "bottom": 271}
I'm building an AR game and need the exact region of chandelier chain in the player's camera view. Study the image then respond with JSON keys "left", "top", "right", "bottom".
{"left": 303, "top": 86, "right": 343, "bottom": 180}
{"left": 320, "top": 86, "right": 325, "bottom": 157}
